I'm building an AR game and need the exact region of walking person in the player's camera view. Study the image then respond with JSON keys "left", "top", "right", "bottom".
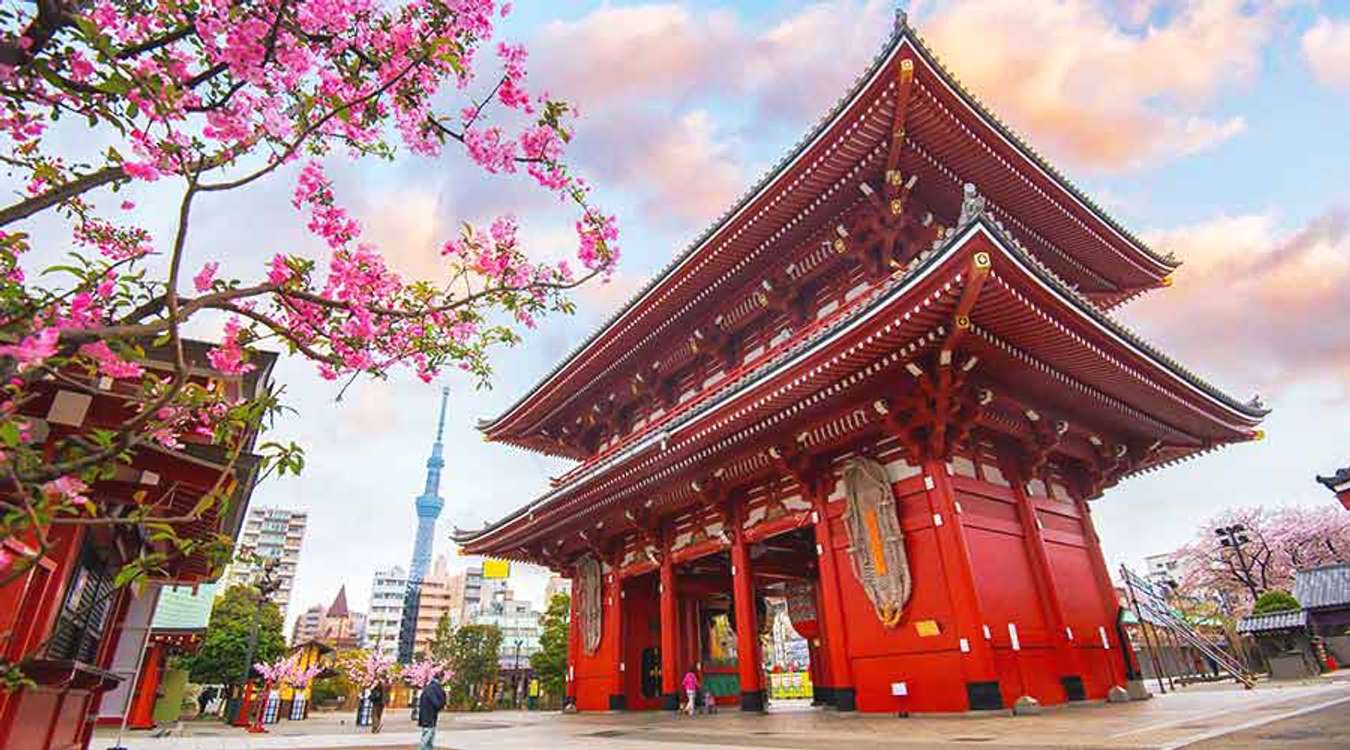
{"left": 196, "top": 685, "right": 217, "bottom": 718}
{"left": 681, "top": 667, "right": 698, "bottom": 717}
{"left": 418, "top": 674, "right": 447, "bottom": 750}
{"left": 369, "top": 681, "right": 385, "bottom": 734}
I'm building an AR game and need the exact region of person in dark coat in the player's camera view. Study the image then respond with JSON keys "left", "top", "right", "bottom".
{"left": 417, "top": 676, "right": 447, "bottom": 750}
{"left": 369, "top": 682, "right": 385, "bottom": 733}
{"left": 197, "top": 685, "right": 218, "bottom": 717}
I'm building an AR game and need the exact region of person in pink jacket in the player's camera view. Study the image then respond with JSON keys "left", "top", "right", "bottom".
{"left": 681, "top": 668, "right": 698, "bottom": 716}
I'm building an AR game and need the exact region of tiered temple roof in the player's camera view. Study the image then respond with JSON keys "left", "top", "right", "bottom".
{"left": 457, "top": 20, "right": 1264, "bottom": 564}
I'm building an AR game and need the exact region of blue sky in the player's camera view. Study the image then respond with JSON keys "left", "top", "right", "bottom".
{"left": 32, "top": 1, "right": 1343, "bottom": 631}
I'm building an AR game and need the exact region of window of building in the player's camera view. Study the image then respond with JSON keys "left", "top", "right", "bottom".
{"left": 46, "top": 543, "right": 116, "bottom": 664}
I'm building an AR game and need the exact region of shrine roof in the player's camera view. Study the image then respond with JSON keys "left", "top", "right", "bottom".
{"left": 455, "top": 214, "right": 1263, "bottom": 555}
{"left": 1293, "top": 563, "right": 1350, "bottom": 611}
{"left": 1236, "top": 609, "right": 1307, "bottom": 634}
{"left": 480, "top": 20, "right": 1177, "bottom": 453}
{"left": 1317, "top": 466, "right": 1350, "bottom": 492}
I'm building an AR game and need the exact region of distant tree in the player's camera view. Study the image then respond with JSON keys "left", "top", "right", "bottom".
{"left": 183, "top": 585, "right": 284, "bottom": 686}
{"left": 429, "top": 612, "right": 456, "bottom": 662}
{"left": 1252, "top": 590, "right": 1301, "bottom": 616}
{"left": 1172, "top": 506, "right": 1349, "bottom": 611}
{"left": 446, "top": 624, "right": 501, "bottom": 708}
{"left": 530, "top": 593, "right": 569, "bottom": 699}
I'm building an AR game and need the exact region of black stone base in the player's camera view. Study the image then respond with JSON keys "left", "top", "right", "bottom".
{"left": 813, "top": 685, "right": 834, "bottom": 706}
{"left": 740, "top": 689, "right": 767, "bottom": 712}
{"left": 562, "top": 695, "right": 577, "bottom": 712}
{"left": 1061, "top": 675, "right": 1086, "bottom": 702}
{"left": 966, "top": 681, "right": 1005, "bottom": 711}
{"left": 833, "top": 687, "right": 857, "bottom": 712}
{"left": 608, "top": 694, "right": 627, "bottom": 711}
{"left": 662, "top": 692, "right": 679, "bottom": 711}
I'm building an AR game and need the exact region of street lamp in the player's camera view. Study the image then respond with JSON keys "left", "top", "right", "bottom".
{"left": 236, "top": 549, "right": 283, "bottom": 731}
{"left": 512, "top": 638, "right": 523, "bottom": 709}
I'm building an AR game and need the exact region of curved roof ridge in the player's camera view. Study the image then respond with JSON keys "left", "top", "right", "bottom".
{"left": 481, "top": 19, "right": 1182, "bottom": 439}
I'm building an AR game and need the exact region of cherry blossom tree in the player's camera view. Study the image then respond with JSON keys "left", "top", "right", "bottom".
{"left": 403, "top": 655, "right": 450, "bottom": 689}
{"left": 0, "top": 0, "right": 615, "bottom": 689}
{"left": 340, "top": 649, "right": 399, "bottom": 690}
{"left": 1172, "top": 505, "right": 1350, "bottom": 611}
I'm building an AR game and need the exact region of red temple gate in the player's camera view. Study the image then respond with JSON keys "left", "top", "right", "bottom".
{"left": 456, "top": 19, "right": 1266, "bottom": 714}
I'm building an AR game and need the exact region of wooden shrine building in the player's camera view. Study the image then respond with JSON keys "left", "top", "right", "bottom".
{"left": 455, "top": 18, "right": 1267, "bottom": 715}
{"left": 0, "top": 341, "right": 274, "bottom": 748}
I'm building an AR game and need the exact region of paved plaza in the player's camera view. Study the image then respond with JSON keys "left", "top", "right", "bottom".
{"left": 94, "top": 677, "right": 1350, "bottom": 750}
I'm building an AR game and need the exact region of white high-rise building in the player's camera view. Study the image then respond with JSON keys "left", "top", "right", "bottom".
{"left": 364, "top": 565, "right": 408, "bottom": 659}
{"left": 222, "top": 506, "right": 307, "bottom": 621}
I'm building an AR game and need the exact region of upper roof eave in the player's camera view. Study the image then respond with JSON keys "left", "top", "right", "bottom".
{"left": 480, "top": 20, "right": 1182, "bottom": 447}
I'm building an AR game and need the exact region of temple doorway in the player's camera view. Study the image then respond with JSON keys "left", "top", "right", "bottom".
{"left": 751, "top": 526, "right": 822, "bottom": 712}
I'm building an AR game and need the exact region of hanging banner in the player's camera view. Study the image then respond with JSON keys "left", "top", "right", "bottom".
{"left": 576, "top": 554, "right": 603, "bottom": 655}
{"left": 842, "top": 457, "right": 912, "bottom": 627}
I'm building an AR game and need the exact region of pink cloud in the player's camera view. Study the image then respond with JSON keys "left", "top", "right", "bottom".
{"left": 533, "top": 5, "right": 737, "bottom": 111}
{"left": 917, "top": 0, "right": 1270, "bottom": 171}
{"left": 578, "top": 109, "right": 743, "bottom": 226}
{"left": 1121, "top": 209, "right": 1350, "bottom": 394}
{"left": 1303, "top": 16, "right": 1350, "bottom": 92}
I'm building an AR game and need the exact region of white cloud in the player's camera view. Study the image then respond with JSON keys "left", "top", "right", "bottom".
{"left": 1303, "top": 16, "right": 1350, "bottom": 92}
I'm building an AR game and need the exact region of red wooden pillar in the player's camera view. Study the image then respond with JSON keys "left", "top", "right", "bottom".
{"left": 923, "top": 460, "right": 1003, "bottom": 710}
{"left": 605, "top": 554, "right": 625, "bottom": 710}
{"left": 730, "top": 499, "right": 765, "bottom": 712}
{"left": 127, "top": 642, "right": 163, "bottom": 729}
{"left": 658, "top": 529, "right": 680, "bottom": 711}
{"left": 1008, "top": 476, "right": 1083, "bottom": 701}
{"left": 809, "top": 482, "right": 855, "bottom": 710}
{"left": 1074, "top": 497, "right": 1127, "bottom": 689}
{"left": 565, "top": 569, "right": 580, "bottom": 710}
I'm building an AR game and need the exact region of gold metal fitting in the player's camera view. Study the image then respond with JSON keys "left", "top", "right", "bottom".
{"left": 1161, "top": 274, "right": 1174, "bottom": 287}
{"left": 973, "top": 251, "right": 992, "bottom": 268}
{"left": 886, "top": 169, "right": 904, "bottom": 187}
{"left": 956, "top": 314, "right": 970, "bottom": 329}
{"left": 832, "top": 237, "right": 847, "bottom": 254}
{"left": 890, "top": 198, "right": 904, "bottom": 216}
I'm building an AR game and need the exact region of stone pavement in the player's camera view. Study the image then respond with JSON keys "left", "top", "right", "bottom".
{"left": 93, "top": 677, "right": 1350, "bottom": 750}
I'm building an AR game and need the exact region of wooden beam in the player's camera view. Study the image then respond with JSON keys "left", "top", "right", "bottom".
{"left": 884, "top": 57, "right": 916, "bottom": 197}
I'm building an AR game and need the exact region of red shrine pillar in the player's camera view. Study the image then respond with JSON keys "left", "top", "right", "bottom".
{"left": 1074, "top": 497, "right": 1127, "bottom": 690}
{"left": 809, "top": 480, "right": 855, "bottom": 710}
{"left": 730, "top": 498, "right": 766, "bottom": 712}
{"left": 1007, "top": 473, "right": 1083, "bottom": 701}
{"left": 127, "top": 642, "right": 164, "bottom": 729}
{"left": 565, "top": 569, "right": 581, "bottom": 710}
{"left": 658, "top": 528, "right": 680, "bottom": 711}
{"left": 922, "top": 460, "right": 1003, "bottom": 710}
{"left": 605, "top": 550, "right": 626, "bottom": 710}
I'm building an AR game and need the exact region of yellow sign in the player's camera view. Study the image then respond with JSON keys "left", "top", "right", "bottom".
{"left": 483, "top": 558, "right": 510, "bottom": 579}
{"left": 914, "top": 619, "right": 941, "bottom": 637}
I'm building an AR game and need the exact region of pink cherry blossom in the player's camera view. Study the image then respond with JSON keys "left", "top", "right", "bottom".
{"left": 193, "top": 261, "right": 219, "bottom": 292}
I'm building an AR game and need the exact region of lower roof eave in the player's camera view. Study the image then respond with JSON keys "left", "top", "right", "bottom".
{"left": 461, "top": 217, "right": 1264, "bottom": 555}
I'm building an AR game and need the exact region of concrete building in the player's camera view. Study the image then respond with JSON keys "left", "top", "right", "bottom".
{"left": 411, "top": 556, "right": 454, "bottom": 657}
{"left": 364, "top": 565, "right": 408, "bottom": 659}
{"left": 473, "top": 590, "right": 543, "bottom": 670}
{"left": 1145, "top": 552, "right": 1181, "bottom": 586}
{"left": 544, "top": 575, "right": 571, "bottom": 603}
{"left": 291, "top": 604, "right": 323, "bottom": 644}
{"left": 224, "top": 506, "right": 307, "bottom": 620}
